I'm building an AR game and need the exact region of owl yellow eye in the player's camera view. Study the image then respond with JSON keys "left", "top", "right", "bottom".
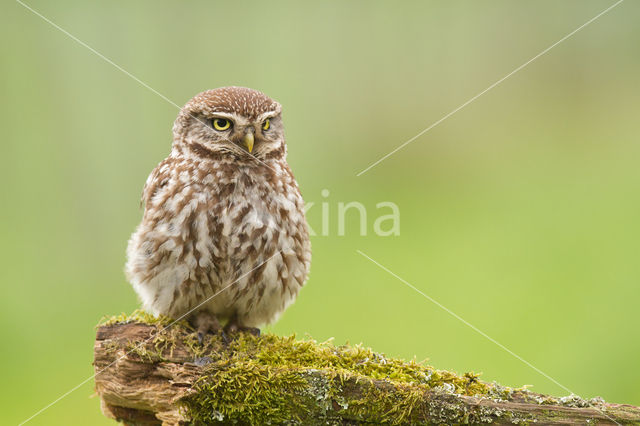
{"left": 262, "top": 119, "right": 270, "bottom": 131}
{"left": 212, "top": 118, "right": 232, "bottom": 131}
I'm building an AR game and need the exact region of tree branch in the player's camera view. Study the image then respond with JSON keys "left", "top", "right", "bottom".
{"left": 93, "top": 315, "right": 640, "bottom": 425}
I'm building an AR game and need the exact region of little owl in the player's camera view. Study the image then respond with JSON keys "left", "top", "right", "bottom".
{"left": 126, "top": 87, "right": 311, "bottom": 339}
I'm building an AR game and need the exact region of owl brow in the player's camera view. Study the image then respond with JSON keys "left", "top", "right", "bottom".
{"left": 257, "top": 111, "right": 279, "bottom": 121}
{"left": 207, "top": 112, "right": 236, "bottom": 120}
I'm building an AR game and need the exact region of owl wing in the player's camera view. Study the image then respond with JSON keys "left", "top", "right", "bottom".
{"left": 141, "top": 158, "right": 172, "bottom": 209}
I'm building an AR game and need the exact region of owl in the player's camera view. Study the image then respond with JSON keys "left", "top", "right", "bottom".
{"left": 125, "top": 87, "right": 311, "bottom": 339}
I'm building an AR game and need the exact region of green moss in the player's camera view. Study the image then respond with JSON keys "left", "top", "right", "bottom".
{"left": 180, "top": 333, "right": 496, "bottom": 423}
{"left": 98, "top": 308, "right": 183, "bottom": 327}
{"left": 187, "top": 364, "right": 311, "bottom": 424}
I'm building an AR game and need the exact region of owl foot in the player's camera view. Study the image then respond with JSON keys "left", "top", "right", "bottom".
{"left": 241, "top": 326, "right": 261, "bottom": 337}
{"left": 224, "top": 319, "right": 261, "bottom": 337}
{"left": 192, "top": 311, "right": 226, "bottom": 345}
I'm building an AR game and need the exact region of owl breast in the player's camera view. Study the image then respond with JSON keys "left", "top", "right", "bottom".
{"left": 126, "top": 160, "right": 311, "bottom": 328}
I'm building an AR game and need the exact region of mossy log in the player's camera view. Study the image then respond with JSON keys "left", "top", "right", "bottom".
{"left": 94, "top": 314, "right": 640, "bottom": 425}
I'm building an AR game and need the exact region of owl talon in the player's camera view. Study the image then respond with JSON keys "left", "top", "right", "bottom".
{"left": 224, "top": 321, "right": 239, "bottom": 335}
{"left": 241, "top": 327, "right": 260, "bottom": 337}
{"left": 192, "top": 311, "right": 221, "bottom": 345}
{"left": 223, "top": 313, "right": 260, "bottom": 337}
{"left": 224, "top": 322, "right": 260, "bottom": 338}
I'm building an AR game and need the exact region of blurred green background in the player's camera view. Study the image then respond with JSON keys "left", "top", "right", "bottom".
{"left": 2, "top": 0, "right": 639, "bottom": 424}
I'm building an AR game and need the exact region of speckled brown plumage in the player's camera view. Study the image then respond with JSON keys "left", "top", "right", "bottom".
{"left": 126, "top": 87, "right": 311, "bottom": 332}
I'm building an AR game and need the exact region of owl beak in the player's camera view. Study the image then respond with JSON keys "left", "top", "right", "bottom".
{"left": 243, "top": 132, "right": 255, "bottom": 153}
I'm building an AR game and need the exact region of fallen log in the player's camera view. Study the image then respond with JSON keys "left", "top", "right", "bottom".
{"left": 93, "top": 311, "right": 640, "bottom": 424}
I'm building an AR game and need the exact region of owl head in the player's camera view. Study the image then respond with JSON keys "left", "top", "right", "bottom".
{"left": 172, "top": 87, "right": 285, "bottom": 161}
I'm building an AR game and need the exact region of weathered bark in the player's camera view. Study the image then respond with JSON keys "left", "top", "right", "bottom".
{"left": 94, "top": 320, "right": 640, "bottom": 425}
